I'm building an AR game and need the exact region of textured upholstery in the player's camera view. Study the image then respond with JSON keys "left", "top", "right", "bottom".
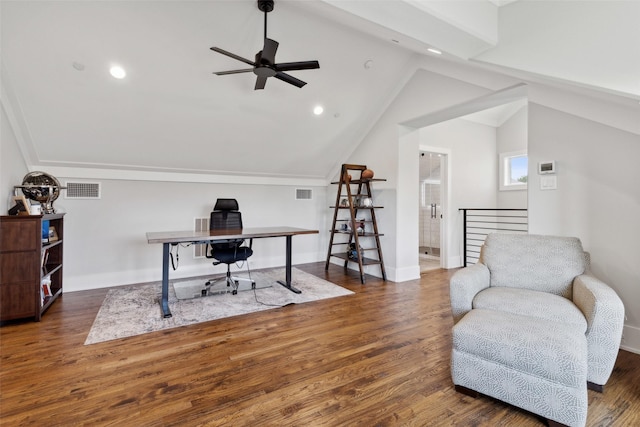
{"left": 473, "top": 287, "right": 587, "bottom": 333}
{"left": 573, "top": 274, "right": 625, "bottom": 385}
{"left": 452, "top": 310, "right": 588, "bottom": 426}
{"left": 481, "top": 233, "right": 586, "bottom": 298}
{"left": 449, "top": 233, "right": 625, "bottom": 427}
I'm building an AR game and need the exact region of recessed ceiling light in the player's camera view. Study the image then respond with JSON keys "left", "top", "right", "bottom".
{"left": 313, "top": 105, "right": 324, "bottom": 115}
{"left": 109, "top": 65, "right": 126, "bottom": 79}
{"left": 427, "top": 48, "right": 442, "bottom": 55}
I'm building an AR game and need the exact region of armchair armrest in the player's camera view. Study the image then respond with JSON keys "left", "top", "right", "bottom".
{"left": 449, "top": 263, "right": 490, "bottom": 324}
{"left": 573, "top": 274, "right": 625, "bottom": 385}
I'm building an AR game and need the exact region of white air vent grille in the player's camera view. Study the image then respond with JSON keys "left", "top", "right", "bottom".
{"left": 65, "top": 182, "right": 101, "bottom": 199}
{"left": 194, "top": 217, "right": 209, "bottom": 258}
{"left": 296, "top": 188, "right": 312, "bottom": 200}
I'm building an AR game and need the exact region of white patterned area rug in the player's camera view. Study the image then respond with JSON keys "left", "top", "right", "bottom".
{"left": 84, "top": 268, "right": 353, "bottom": 345}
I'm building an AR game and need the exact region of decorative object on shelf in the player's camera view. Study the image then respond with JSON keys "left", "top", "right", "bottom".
{"left": 361, "top": 169, "right": 374, "bottom": 180}
{"left": 347, "top": 243, "right": 364, "bottom": 260}
{"left": 9, "top": 195, "right": 31, "bottom": 215}
{"left": 340, "top": 198, "right": 349, "bottom": 207}
{"left": 48, "top": 226, "right": 59, "bottom": 242}
{"left": 17, "top": 171, "right": 66, "bottom": 214}
{"left": 354, "top": 195, "right": 373, "bottom": 208}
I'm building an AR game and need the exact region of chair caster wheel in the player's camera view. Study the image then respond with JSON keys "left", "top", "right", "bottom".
{"left": 232, "top": 290, "right": 238, "bottom": 295}
{"left": 201, "top": 289, "right": 207, "bottom": 297}
{"left": 251, "top": 282, "right": 256, "bottom": 289}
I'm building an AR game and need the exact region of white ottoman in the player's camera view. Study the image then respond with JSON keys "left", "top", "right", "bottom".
{"left": 452, "top": 308, "right": 588, "bottom": 427}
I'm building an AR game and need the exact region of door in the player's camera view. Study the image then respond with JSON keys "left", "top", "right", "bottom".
{"left": 419, "top": 152, "right": 442, "bottom": 264}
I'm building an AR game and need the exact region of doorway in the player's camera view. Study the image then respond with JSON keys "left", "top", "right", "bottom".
{"left": 419, "top": 151, "right": 442, "bottom": 272}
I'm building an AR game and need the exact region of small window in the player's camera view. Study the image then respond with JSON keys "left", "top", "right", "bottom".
{"left": 499, "top": 150, "right": 527, "bottom": 191}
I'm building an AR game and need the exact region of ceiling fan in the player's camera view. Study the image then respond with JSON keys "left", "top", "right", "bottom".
{"left": 210, "top": 0, "right": 320, "bottom": 90}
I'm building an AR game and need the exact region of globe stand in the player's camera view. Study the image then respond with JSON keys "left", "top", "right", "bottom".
{"left": 14, "top": 185, "right": 60, "bottom": 214}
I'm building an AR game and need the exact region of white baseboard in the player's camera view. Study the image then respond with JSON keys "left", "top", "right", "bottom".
{"left": 388, "top": 265, "right": 420, "bottom": 282}
{"left": 445, "top": 255, "right": 462, "bottom": 269}
{"left": 621, "top": 324, "right": 640, "bottom": 355}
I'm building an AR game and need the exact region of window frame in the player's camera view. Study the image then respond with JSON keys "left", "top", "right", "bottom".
{"left": 499, "top": 150, "right": 528, "bottom": 191}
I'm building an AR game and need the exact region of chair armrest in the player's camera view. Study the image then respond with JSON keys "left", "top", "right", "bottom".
{"left": 573, "top": 274, "right": 625, "bottom": 385}
{"left": 449, "top": 263, "right": 490, "bottom": 324}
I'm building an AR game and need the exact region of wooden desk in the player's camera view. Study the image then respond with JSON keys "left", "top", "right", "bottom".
{"left": 146, "top": 227, "right": 319, "bottom": 318}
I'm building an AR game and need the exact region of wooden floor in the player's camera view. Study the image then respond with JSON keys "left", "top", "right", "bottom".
{"left": 1, "top": 263, "right": 639, "bottom": 426}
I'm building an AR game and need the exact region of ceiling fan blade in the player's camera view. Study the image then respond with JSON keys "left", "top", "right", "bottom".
{"left": 210, "top": 47, "right": 256, "bottom": 67}
{"left": 274, "top": 61, "right": 320, "bottom": 72}
{"left": 255, "top": 75, "right": 268, "bottom": 90}
{"left": 274, "top": 72, "right": 306, "bottom": 88}
{"left": 261, "top": 38, "right": 279, "bottom": 64}
{"left": 213, "top": 69, "right": 254, "bottom": 75}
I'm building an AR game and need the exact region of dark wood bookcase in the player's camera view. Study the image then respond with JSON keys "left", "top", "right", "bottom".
{"left": 0, "top": 213, "right": 65, "bottom": 322}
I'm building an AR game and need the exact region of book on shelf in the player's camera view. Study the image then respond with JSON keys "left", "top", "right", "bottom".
{"left": 41, "top": 278, "right": 52, "bottom": 297}
{"left": 41, "top": 248, "right": 50, "bottom": 269}
{"left": 42, "top": 220, "right": 50, "bottom": 244}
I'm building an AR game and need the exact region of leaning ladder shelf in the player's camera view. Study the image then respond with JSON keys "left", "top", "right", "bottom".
{"left": 325, "top": 164, "right": 386, "bottom": 284}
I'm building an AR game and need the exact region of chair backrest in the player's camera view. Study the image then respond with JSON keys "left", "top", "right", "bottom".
{"left": 481, "top": 233, "right": 587, "bottom": 298}
{"left": 210, "top": 198, "right": 244, "bottom": 251}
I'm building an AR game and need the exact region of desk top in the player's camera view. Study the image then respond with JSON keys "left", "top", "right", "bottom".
{"left": 147, "top": 226, "right": 319, "bottom": 244}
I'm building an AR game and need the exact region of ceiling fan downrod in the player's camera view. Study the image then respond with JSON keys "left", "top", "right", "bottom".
{"left": 258, "top": 0, "right": 274, "bottom": 40}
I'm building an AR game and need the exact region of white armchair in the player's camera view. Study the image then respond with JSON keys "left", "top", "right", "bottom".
{"left": 449, "top": 233, "right": 624, "bottom": 426}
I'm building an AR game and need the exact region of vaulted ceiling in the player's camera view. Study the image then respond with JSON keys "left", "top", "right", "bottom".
{"left": 2, "top": 1, "right": 638, "bottom": 182}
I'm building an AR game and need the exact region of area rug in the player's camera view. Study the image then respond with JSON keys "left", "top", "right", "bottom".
{"left": 84, "top": 268, "right": 353, "bottom": 345}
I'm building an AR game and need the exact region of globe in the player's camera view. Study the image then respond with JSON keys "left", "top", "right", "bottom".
{"left": 21, "top": 171, "right": 62, "bottom": 213}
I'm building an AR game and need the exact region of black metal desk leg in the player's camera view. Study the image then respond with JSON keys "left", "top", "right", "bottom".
{"left": 161, "top": 243, "right": 172, "bottom": 318}
{"left": 277, "top": 235, "right": 302, "bottom": 294}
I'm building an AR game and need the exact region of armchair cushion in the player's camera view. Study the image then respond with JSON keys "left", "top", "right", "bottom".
{"left": 473, "top": 287, "right": 587, "bottom": 333}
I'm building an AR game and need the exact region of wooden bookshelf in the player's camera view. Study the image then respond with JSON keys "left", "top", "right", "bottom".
{"left": 0, "top": 213, "right": 65, "bottom": 322}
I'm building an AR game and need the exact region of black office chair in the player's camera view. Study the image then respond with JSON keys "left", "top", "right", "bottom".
{"left": 203, "top": 198, "right": 255, "bottom": 296}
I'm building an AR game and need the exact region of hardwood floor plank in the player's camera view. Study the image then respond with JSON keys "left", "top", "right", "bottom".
{"left": 1, "top": 263, "right": 638, "bottom": 426}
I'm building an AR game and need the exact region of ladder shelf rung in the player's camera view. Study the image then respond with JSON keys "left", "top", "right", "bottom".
{"left": 329, "top": 253, "right": 383, "bottom": 265}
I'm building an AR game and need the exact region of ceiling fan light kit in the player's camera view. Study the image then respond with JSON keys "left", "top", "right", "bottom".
{"left": 211, "top": 0, "right": 320, "bottom": 90}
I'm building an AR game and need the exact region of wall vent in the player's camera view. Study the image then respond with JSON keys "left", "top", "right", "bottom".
{"left": 296, "top": 188, "right": 313, "bottom": 200}
{"left": 65, "top": 182, "right": 101, "bottom": 199}
{"left": 194, "top": 217, "right": 209, "bottom": 258}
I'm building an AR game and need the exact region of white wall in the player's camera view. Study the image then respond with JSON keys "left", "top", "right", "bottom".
{"left": 496, "top": 106, "right": 528, "bottom": 208}
{"left": 56, "top": 178, "right": 328, "bottom": 291}
{"left": 1, "top": 105, "right": 29, "bottom": 208}
{"left": 527, "top": 102, "right": 640, "bottom": 353}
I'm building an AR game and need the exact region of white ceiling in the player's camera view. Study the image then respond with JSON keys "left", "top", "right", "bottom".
{"left": 2, "top": 0, "right": 638, "bottom": 181}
